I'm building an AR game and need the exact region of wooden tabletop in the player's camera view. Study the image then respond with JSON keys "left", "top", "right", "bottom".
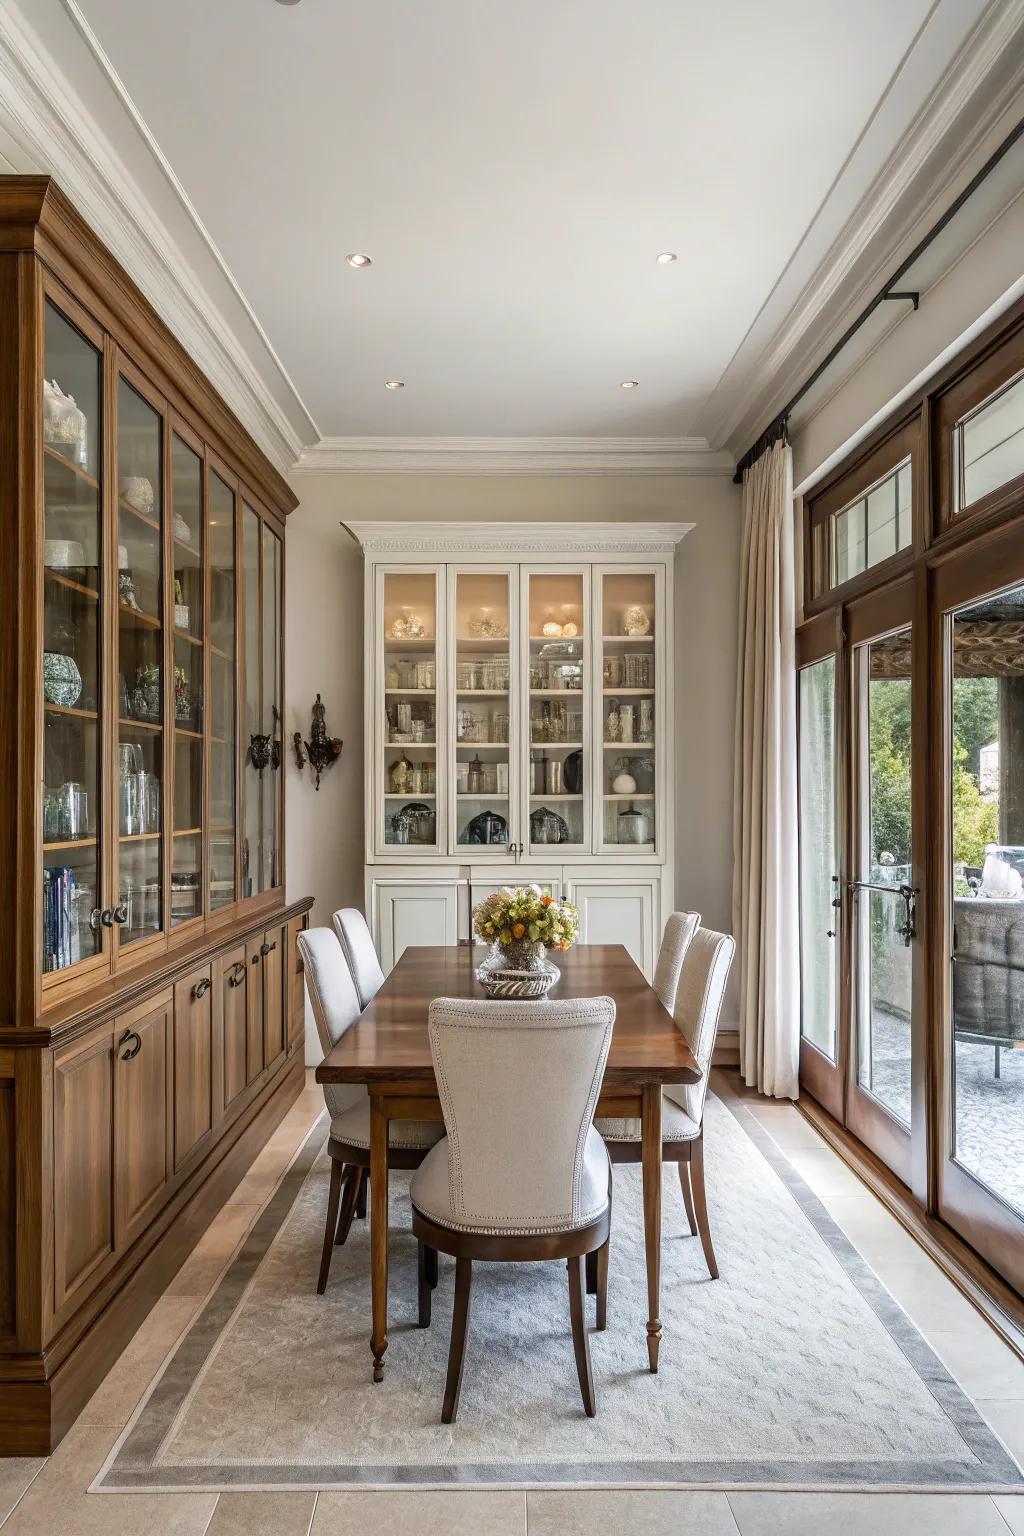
{"left": 316, "top": 943, "right": 701, "bottom": 1086}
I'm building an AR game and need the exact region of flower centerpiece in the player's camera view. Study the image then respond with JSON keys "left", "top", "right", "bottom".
{"left": 473, "top": 884, "right": 579, "bottom": 999}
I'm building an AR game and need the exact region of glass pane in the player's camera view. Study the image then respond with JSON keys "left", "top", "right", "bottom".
{"left": 831, "top": 460, "right": 911, "bottom": 591}
{"left": 170, "top": 436, "right": 203, "bottom": 925}
{"left": 950, "top": 582, "right": 1024, "bottom": 1216}
{"left": 528, "top": 571, "right": 588, "bottom": 851}
{"left": 383, "top": 571, "right": 438, "bottom": 848}
{"left": 600, "top": 573, "right": 655, "bottom": 850}
{"left": 455, "top": 571, "right": 511, "bottom": 849}
{"left": 117, "top": 379, "right": 164, "bottom": 945}
{"left": 242, "top": 508, "right": 261, "bottom": 893}
{"left": 261, "top": 523, "right": 282, "bottom": 890}
{"left": 855, "top": 629, "right": 912, "bottom": 1125}
{"left": 959, "top": 371, "right": 1024, "bottom": 509}
{"left": 798, "top": 658, "right": 838, "bottom": 1060}
{"left": 209, "top": 473, "right": 236, "bottom": 911}
{"left": 42, "top": 302, "right": 103, "bottom": 973}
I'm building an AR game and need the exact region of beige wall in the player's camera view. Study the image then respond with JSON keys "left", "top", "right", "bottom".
{"left": 285, "top": 473, "right": 742, "bottom": 1051}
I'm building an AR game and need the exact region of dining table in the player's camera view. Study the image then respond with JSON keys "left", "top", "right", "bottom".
{"left": 315, "top": 942, "right": 702, "bottom": 1383}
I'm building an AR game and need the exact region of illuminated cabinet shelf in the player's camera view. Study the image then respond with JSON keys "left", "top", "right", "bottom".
{"left": 351, "top": 521, "right": 692, "bottom": 980}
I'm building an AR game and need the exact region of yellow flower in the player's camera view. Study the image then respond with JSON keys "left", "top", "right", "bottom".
{"left": 500, "top": 928, "right": 512, "bottom": 944}
{"left": 512, "top": 922, "right": 526, "bottom": 939}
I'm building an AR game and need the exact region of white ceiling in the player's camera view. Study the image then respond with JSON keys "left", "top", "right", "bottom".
{"left": 3, "top": 0, "right": 1014, "bottom": 465}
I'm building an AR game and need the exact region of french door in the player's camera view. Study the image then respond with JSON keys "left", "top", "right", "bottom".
{"left": 797, "top": 581, "right": 919, "bottom": 1185}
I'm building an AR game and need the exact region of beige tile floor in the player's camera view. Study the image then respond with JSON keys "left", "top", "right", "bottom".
{"left": 1, "top": 1068, "right": 1022, "bottom": 1536}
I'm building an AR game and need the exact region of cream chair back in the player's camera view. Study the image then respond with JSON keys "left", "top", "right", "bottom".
{"left": 664, "top": 927, "right": 735, "bottom": 1126}
{"left": 652, "top": 910, "right": 701, "bottom": 1012}
{"left": 297, "top": 927, "right": 362, "bottom": 1117}
{"left": 332, "top": 907, "right": 385, "bottom": 1010}
{"left": 427, "top": 996, "right": 615, "bottom": 1234}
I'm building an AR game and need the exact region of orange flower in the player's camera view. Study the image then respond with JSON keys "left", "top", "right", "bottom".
{"left": 541, "top": 894, "right": 553, "bottom": 907}
{"left": 512, "top": 922, "right": 526, "bottom": 939}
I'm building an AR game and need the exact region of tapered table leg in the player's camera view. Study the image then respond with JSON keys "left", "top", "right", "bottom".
{"left": 370, "top": 1091, "right": 389, "bottom": 1382}
{"left": 641, "top": 1082, "right": 662, "bottom": 1372}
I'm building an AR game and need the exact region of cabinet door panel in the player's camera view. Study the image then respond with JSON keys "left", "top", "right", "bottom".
{"left": 245, "top": 937, "right": 264, "bottom": 1084}
{"left": 261, "top": 925, "right": 285, "bottom": 1073}
{"left": 114, "top": 994, "right": 172, "bottom": 1249}
{"left": 53, "top": 1028, "right": 115, "bottom": 1310}
{"left": 286, "top": 917, "right": 306, "bottom": 1048}
{"left": 172, "top": 963, "right": 214, "bottom": 1171}
{"left": 220, "top": 944, "right": 248, "bottom": 1114}
{"left": 570, "top": 880, "right": 655, "bottom": 981}
{"left": 375, "top": 882, "right": 459, "bottom": 972}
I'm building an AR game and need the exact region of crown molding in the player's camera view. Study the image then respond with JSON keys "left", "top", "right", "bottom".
{"left": 697, "top": 0, "right": 1024, "bottom": 457}
{"left": 0, "top": 0, "right": 314, "bottom": 475}
{"left": 343, "top": 520, "right": 695, "bottom": 557}
{"left": 296, "top": 436, "right": 735, "bottom": 477}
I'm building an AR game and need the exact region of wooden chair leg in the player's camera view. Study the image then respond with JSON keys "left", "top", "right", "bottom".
{"left": 317, "top": 1158, "right": 344, "bottom": 1294}
{"left": 595, "top": 1239, "right": 609, "bottom": 1332}
{"left": 442, "top": 1257, "right": 473, "bottom": 1424}
{"left": 417, "top": 1241, "right": 432, "bottom": 1328}
{"left": 425, "top": 1244, "right": 439, "bottom": 1290}
{"left": 585, "top": 1249, "right": 598, "bottom": 1295}
{"left": 356, "top": 1168, "right": 368, "bottom": 1220}
{"left": 678, "top": 1158, "right": 697, "bottom": 1236}
{"left": 333, "top": 1165, "right": 361, "bottom": 1248}
{"left": 690, "top": 1130, "right": 719, "bottom": 1280}
{"left": 567, "top": 1254, "right": 596, "bottom": 1417}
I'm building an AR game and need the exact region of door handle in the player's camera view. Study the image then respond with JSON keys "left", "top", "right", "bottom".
{"left": 848, "top": 879, "right": 918, "bottom": 946}
{"left": 826, "top": 873, "right": 841, "bottom": 939}
{"left": 227, "top": 961, "right": 246, "bottom": 988}
{"left": 192, "top": 976, "right": 212, "bottom": 1001}
{"left": 118, "top": 1028, "right": 141, "bottom": 1061}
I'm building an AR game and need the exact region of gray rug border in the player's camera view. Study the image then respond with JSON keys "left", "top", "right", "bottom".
{"left": 93, "top": 1097, "right": 1024, "bottom": 1494}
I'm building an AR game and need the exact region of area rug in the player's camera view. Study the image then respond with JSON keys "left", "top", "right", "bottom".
{"left": 93, "top": 1094, "right": 1024, "bottom": 1494}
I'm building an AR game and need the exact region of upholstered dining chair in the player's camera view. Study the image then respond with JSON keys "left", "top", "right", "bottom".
{"left": 332, "top": 906, "right": 385, "bottom": 1011}
{"left": 596, "top": 927, "right": 735, "bottom": 1280}
{"left": 297, "top": 927, "right": 443, "bottom": 1294}
{"left": 652, "top": 910, "right": 701, "bottom": 1011}
{"left": 411, "top": 995, "right": 616, "bottom": 1423}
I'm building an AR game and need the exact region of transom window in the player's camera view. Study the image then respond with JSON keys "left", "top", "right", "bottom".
{"left": 832, "top": 459, "right": 911, "bottom": 589}
{"left": 955, "top": 367, "right": 1024, "bottom": 513}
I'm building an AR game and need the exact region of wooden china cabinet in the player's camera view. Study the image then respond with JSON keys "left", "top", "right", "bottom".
{"left": 0, "top": 178, "right": 311, "bottom": 1453}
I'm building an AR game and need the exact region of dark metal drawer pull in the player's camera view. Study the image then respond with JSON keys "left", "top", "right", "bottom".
{"left": 192, "top": 976, "right": 212, "bottom": 1001}
{"left": 260, "top": 940, "right": 276, "bottom": 957}
{"left": 227, "top": 961, "right": 246, "bottom": 988}
{"left": 118, "top": 1028, "right": 142, "bottom": 1061}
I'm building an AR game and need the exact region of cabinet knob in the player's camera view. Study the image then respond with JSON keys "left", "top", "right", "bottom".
{"left": 100, "top": 908, "right": 114, "bottom": 928}
{"left": 252, "top": 953, "right": 261, "bottom": 966}
{"left": 192, "top": 976, "right": 212, "bottom": 1000}
{"left": 112, "top": 903, "right": 129, "bottom": 926}
{"left": 260, "top": 940, "right": 276, "bottom": 957}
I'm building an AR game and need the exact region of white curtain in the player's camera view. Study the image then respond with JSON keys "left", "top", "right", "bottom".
{"left": 732, "top": 440, "right": 800, "bottom": 1099}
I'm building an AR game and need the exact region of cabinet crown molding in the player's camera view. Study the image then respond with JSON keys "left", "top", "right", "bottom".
{"left": 344, "top": 520, "right": 694, "bottom": 558}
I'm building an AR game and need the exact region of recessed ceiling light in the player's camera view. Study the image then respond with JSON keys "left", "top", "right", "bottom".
{"left": 275, "top": 1, "right": 302, "bottom": 6}
{"left": 620, "top": 379, "right": 639, "bottom": 390}
{"left": 656, "top": 251, "right": 677, "bottom": 264}
{"left": 346, "top": 253, "right": 372, "bottom": 268}
{"left": 384, "top": 379, "right": 405, "bottom": 390}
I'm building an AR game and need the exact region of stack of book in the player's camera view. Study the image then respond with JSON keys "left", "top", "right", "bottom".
{"left": 43, "top": 865, "right": 77, "bottom": 972}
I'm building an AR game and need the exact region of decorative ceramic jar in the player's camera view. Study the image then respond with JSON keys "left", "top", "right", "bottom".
{"left": 612, "top": 767, "right": 637, "bottom": 795}
{"left": 530, "top": 805, "right": 569, "bottom": 844}
{"left": 43, "top": 380, "right": 87, "bottom": 466}
{"left": 121, "top": 476, "right": 155, "bottom": 515}
{"left": 43, "top": 652, "right": 83, "bottom": 709}
{"left": 623, "top": 604, "right": 651, "bottom": 636}
{"left": 617, "top": 802, "right": 653, "bottom": 844}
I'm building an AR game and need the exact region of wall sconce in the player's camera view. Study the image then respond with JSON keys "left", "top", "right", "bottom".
{"left": 293, "top": 693, "right": 342, "bottom": 791}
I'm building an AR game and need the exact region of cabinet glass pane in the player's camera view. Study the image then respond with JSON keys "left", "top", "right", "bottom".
{"left": 261, "top": 523, "right": 282, "bottom": 890}
{"left": 243, "top": 508, "right": 261, "bottom": 893}
{"left": 42, "top": 302, "right": 103, "bottom": 973}
{"left": 209, "top": 473, "right": 236, "bottom": 911}
{"left": 454, "top": 571, "right": 510, "bottom": 848}
{"left": 171, "top": 437, "right": 203, "bottom": 924}
{"left": 950, "top": 583, "right": 1024, "bottom": 1217}
{"left": 383, "top": 571, "right": 438, "bottom": 848}
{"left": 601, "top": 573, "right": 655, "bottom": 850}
{"left": 527, "top": 572, "right": 585, "bottom": 851}
{"left": 116, "top": 378, "right": 164, "bottom": 946}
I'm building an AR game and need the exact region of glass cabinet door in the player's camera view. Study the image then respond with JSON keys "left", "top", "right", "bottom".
{"left": 170, "top": 435, "right": 204, "bottom": 925}
{"left": 41, "top": 301, "right": 105, "bottom": 979}
{"left": 525, "top": 570, "right": 589, "bottom": 855}
{"left": 242, "top": 504, "right": 283, "bottom": 894}
{"left": 451, "top": 569, "right": 514, "bottom": 853}
{"left": 380, "top": 569, "right": 440, "bottom": 852}
{"left": 208, "top": 473, "right": 236, "bottom": 911}
{"left": 597, "top": 571, "right": 658, "bottom": 853}
{"left": 115, "top": 374, "right": 165, "bottom": 949}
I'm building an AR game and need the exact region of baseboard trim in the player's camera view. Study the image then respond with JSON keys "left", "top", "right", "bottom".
{"left": 0, "top": 1053, "right": 304, "bottom": 1455}
{"left": 795, "top": 1090, "right": 1024, "bottom": 1363}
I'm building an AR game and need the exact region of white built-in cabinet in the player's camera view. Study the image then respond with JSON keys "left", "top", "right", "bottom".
{"left": 349, "top": 522, "right": 692, "bottom": 982}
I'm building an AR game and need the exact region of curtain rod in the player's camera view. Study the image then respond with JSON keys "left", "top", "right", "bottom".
{"left": 732, "top": 114, "right": 1024, "bottom": 485}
